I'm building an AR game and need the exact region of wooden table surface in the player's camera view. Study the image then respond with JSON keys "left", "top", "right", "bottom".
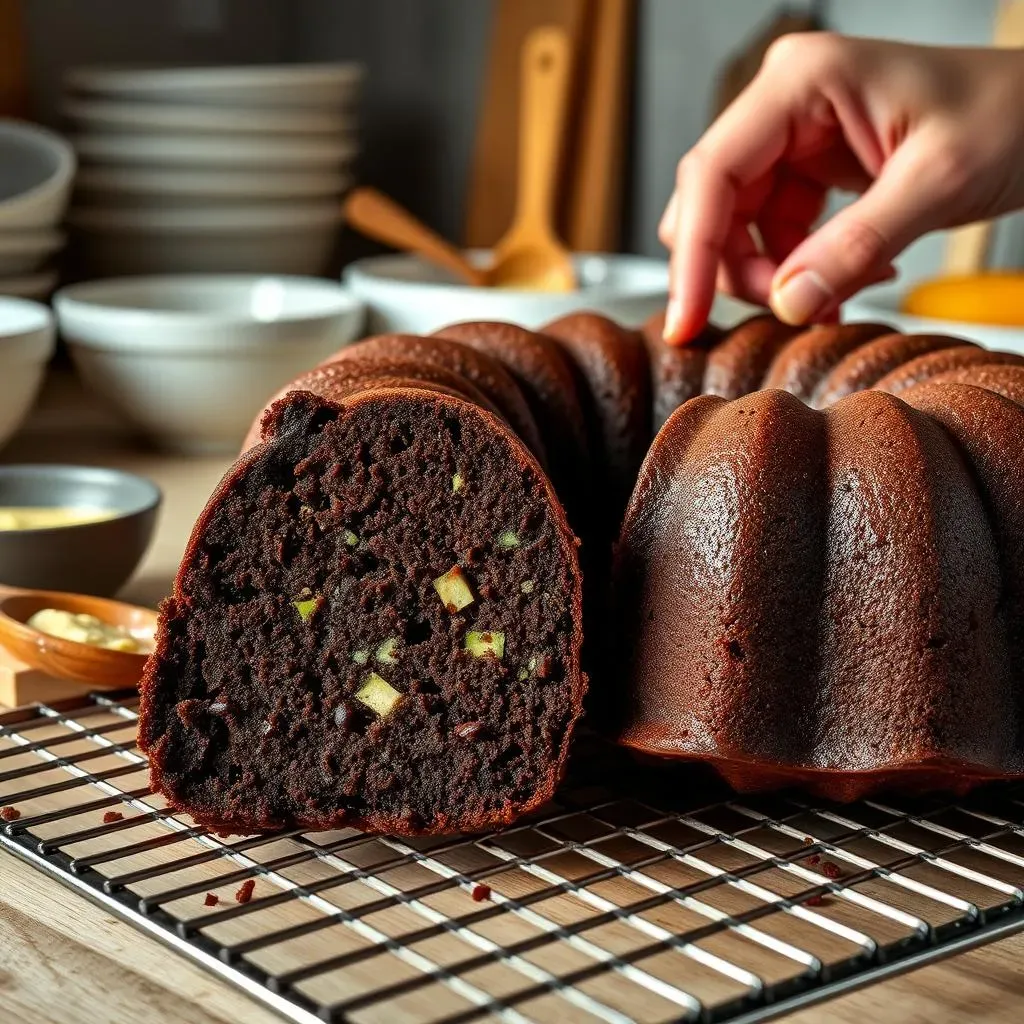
{"left": 0, "top": 372, "right": 1022, "bottom": 1024}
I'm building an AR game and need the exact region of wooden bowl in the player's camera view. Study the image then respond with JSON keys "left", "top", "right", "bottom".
{"left": 0, "top": 588, "right": 157, "bottom": 689}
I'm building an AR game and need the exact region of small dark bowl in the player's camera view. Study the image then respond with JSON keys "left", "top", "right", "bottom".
{"left": 0, "top": 464, "right": 162, "bottom": 596}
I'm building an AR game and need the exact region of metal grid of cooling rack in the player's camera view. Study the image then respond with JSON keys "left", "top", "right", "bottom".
{"left": 2, "top": 694, "right": 1024, "bottom": 1024}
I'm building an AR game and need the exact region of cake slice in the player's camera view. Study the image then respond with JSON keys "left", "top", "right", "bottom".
{"left": 139, "top": 385, "right": 585, "bottom": 835}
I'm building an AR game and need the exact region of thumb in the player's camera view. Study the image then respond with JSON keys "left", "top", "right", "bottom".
{"left": 769, "top": 133, "right": 963, "bottom": 325}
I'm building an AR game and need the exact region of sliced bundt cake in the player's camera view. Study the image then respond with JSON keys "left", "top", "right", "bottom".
{"left": 140, "top": 367, "right": 585, "bottom": 835}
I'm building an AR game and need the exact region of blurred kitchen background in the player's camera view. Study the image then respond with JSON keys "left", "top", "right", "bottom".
{"left": 5, "top": 0, "right": 1022, "bottom": 279}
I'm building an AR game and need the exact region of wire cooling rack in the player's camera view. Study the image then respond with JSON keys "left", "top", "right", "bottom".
{"left": 2, "top": 693, "right": 1024, "bottom": 1024}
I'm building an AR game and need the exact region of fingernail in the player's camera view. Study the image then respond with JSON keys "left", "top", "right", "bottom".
{"left": 662, "top": 299, "right": 682, "bottom": 343}
{"left": 771, "top": 269, "right": 832, "bottom": 325}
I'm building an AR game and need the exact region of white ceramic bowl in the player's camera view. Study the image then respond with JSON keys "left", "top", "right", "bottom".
{"left": 63, "top": 97, "right": 355, "bottom": 136}
{"left": 75, "top": 166, "right": 353, "bottom": 205}
{"left": 54, "top": 275, "right": 364, "bottom": 453}
{"left": 65, "top": 63, "right": 363, "bottom": 110}
{"left": 0, "top": 298, "right": 57, "bottom": 448}
{"left": 69, "top": 202, "right": 343, "bottom": 276}
{"left": 344, "top": 252, "right": 669, "bottom": 335}
{"left": 72, "top": 131, "right": 357, "bottom": 169}
{"left": 0, "top": 119, "right": 77, "bottom": 230}
{"left": 845, "top": 282, "right": 1024, "bottom": 355}
{"left": 0, "top": 269, "right": 59, "bottom": 300}
{"left": 0, "top": 229, "right": 65, "bottom": 276}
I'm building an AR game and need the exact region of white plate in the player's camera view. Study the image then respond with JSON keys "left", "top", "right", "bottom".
{"left": 0, "top": 269, "right": 59, "bottom": 300}
{"left": 845, "top": 282, "right": 1024, "bottom": 356}
{"left": 0, "top": 229, "right": 65, "bottom": 275}
{"left": 65, "top": 63, "right": 363, "bottom": 109}
{"left": 63, "top": 97, "right": 355, "bottom": 135}
{"left": 75, "top": 165, "right": 352, "bottom": 201}
{"left": 69, "top": 201, "right": 342, "bottom": 232}
{"left": 73, "top": 131, "right": 358, "bottom": 169}
{"left": 70, "top": 205, "right": 342, "bottom": 277}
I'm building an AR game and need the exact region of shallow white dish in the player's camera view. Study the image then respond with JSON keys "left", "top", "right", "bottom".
{"left": 845, "top": 282, "right": 1024, "bottom": 355}
{"left": 344, "top": 252, "right": 669, "bottom": 335}
{"left": 65, "top": 63, "right": 363, "bottom": 110}
{"left": 63, "top": 97, "right": 355, "bottom": 136}
{"left": 70, "top": 202, "right": 343, "bottom": 276}
{"left": 0, "top": 120, "right": 77, "bottom": 230}
{"left": 55, "top": 275, "right": 365, "bottom": 453}
{"left": 73, "top": 131, "right": 357, "bottom": 169}
{"left": 75, "top": 165, "right": 352, "bottom": 203}
{"left": 0, "top": 229, "right": 65, "bottom": 276}
{"left": 0, "top": 269, "right": 60, "bottom": 300}
{"left": 0, "top": 297, "right": 57, "bottom": 448}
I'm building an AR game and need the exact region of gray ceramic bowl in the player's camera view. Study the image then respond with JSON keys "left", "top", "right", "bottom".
{"left": 0, "top": 464, "right": 161, "bottom": 595}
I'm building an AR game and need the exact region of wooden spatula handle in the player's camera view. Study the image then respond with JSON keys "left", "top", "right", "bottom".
{"left": 343, "top": 187, "right": 486, "bottom": 286}
{"left": 513, "top": 26, "right": 572, "bottom": 234}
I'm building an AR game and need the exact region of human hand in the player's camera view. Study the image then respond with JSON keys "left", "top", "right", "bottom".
{"left": 660, "top": 34, "right": 1024, "bottom": 343}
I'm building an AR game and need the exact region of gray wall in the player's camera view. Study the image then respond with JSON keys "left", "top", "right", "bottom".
{"left": 23, "top": 0, "right": 285, "bottom": 124}
{"left": 21, "top": 0, "right": 1021, "bottom": 277}
{"left": 281, "top": 0, "right": 490, "bottom": 248}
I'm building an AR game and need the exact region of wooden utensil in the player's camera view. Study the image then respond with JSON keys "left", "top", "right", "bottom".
{"left": 0, "top": 588, "right": 157, "bottom": 690}
{"left": 343, "top": 187, "right": 487, "bottom": 287}
{"left": 565, "top": 0, "right": 635, "bottom": 252}
{"left": 488, "top": 27, "right": 576, "bottom": 291}
{"left": 942, "top": 0, "right": 1024, "bottom": 275}
{"left": 463, "top": 0, "right": 588, "bottom": 250}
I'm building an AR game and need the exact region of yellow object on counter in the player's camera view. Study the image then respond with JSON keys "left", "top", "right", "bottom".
{"left": 902, "top": 273, "right": 1024, "bottom": 326}
{"left": 26, "top": 608, "right": 148, "bottom": 653}
{"left": 0, "top": 506, "right": 117, "bottom": 530}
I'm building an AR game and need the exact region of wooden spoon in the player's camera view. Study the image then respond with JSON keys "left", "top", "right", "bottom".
{"left": 344, "top": 187, "right": 488, "bottom": 287}
{"left": 0, "top": 587, "right": 157, "bottom": 689}
{"left": 487, "top": 26, "right": 576, "bottom": 291}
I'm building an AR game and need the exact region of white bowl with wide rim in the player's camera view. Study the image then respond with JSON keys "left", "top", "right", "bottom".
{"left": 69, "top": 202, "right": 343, "bottom": 276}
{"left": 0, "top": 120, "right": 77, "bottom": 230}
{"left": 65, "top": 63, "right": 363, "bottom": 109}
{"left": 54, "top": 275, "right": 364, "bottom": 453}
{"left": 344, "top": 252, "right": 670, "bottom": 335}
{"left": 0, "top": 297, "right": 57, "bottom": 448}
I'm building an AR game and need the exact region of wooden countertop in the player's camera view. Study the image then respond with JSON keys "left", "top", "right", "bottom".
{"left": 0, "top": 372, "right": 1022, "bottom": 1024}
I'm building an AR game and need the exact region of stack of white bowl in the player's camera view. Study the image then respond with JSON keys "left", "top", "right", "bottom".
{"left": 62, "top": 64, "right": 362, "bottom": 277}
{"left": 0, "top": 120, "right": 76, "bottom": 300}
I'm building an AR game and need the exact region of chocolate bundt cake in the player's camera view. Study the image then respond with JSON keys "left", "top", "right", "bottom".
{"left": 612, "top": 316, "right": 1024, "bottom": 800}
{"left": 141, "top": 302, "right": 1024, "bottom": 829}
{"left": 139, "top": 364, "right": 585, "bottom": 834}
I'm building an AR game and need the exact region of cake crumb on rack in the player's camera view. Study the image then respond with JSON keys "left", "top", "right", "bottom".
{"left": 204, "top": 893, "right": 220, "bottom": 907}
{"left": 471, "top": 884, "right": 492, "bottom": 902}
{"left": 102, "top": 811, "right": 124, "bottom": 824}
{"left": 1, "top": 806, "right": 20, "bottom": 822}
{"left": 235, "top": 879, "right": 256, "bottom": 904}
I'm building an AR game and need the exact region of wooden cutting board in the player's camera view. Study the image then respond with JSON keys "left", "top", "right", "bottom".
{"left": 463, "top": 0, "right": 589, "bottom": 250}
{"left": 565, "top": 0, "right": 636, "bottom": 252}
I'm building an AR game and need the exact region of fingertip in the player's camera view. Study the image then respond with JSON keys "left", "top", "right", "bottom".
{"left": 662, "top": 292, "right": 713, "bottom": 346}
